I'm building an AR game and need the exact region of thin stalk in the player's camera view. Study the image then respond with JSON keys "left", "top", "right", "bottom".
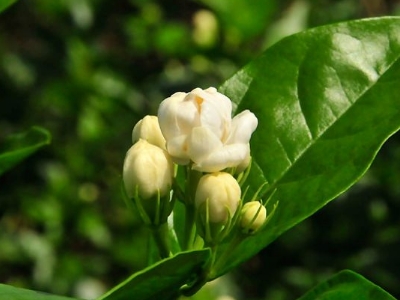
{"left": 150, "top": 223, "right": 170, "bottom": 259}
{"left": 209, "top": 234, "right": 243, "bottom": 279}
{"left": 183, "top": 203, "right": 196, "bottom": 250}
{"left": 183, "top": 167, "right": 202, "bottom": 250}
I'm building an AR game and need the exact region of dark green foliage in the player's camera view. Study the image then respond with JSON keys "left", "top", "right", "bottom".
{"left": 0, "top": 127, "right": 50, "bottom": 176}
{"left": 97, "top": 249, "right": 210, "bottom": 300}
{"left": 0, "top": 0, "right": 17, "bottom": 14}
{"left": 1, "top": 1, "right": 400, "bottom": 300}
{"left": 298, "top": 270, "right": 396, "bottom": 300}
{"left": 216, "top": 17, "right": 400, "bottom": 278}
{"left": 0, "top": 284, "right": 78, "bottom": 300}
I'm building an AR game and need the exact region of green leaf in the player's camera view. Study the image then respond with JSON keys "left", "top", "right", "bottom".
{"left": 97, "top": 249, "right": 211, "bottom": 300}
{"left": 298, "top": 270, "right": 396, "bottom": 300}
{"left": 214, "top": 17, "right": 400, "bottom": 277}
{"left": 0, "top": 0, "right": 18, "bottom": 13}
{"left": 0, "top": 126, "right": 51, "bottom": 176}
{"left": 0, "top": 284, "right": 78, "bottom": 300}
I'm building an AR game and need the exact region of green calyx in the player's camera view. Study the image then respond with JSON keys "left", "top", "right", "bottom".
{"left": 131, "top": 185, "right": 175, "bottom": 226}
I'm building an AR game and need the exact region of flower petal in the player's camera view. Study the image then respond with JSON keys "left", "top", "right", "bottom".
{"left": 192, "top": 143, "right": 250, "bottom": 172}
{"left": 166, "top": 135, "right": 190, "bottom": 164}
{"left": 187, "top": 126, "right": 223, "bottom": 165}
{"left": 158, "top": 92, "right": 200, "bottom": 140}
{"left": 176, "top": 99, "right": 201, "bottom": 134}
{"left": 198, "top": 88, "right": 232, "bottom": 140}
{"left": 227, "top": 110, "right": 258, "bottom": 144}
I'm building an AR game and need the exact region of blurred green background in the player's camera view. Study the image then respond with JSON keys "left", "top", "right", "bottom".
{"left": 1, "top": 0, "right": 400, "bottom": 299}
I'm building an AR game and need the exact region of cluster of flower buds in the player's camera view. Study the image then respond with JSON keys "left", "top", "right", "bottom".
{"left": 123, "top": 87, "right": 273, "bottom": 252}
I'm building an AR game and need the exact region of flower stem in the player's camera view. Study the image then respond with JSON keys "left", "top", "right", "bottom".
{"left": 150, "top": 223, "right": 170, "bottom": 259}
{"left": 183, "top": 167, "right": 202, "bottom": 250}
{"left": 209, "top": 234, "right": 243, "bottom": 279}
{"left": 183, "top": 203, "right": 196, "bottom": 250}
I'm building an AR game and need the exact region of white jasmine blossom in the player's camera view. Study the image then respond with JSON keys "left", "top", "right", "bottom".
{"left": 158, "top": 87, "right": 258, "bottom": 172}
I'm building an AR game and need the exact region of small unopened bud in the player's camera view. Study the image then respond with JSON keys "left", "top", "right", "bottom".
{"left": 240, "top": 201, "right": 267, "bottom": 234}
{"left": 123, "top": 139, "right": 173, "bottom": 199}
{"left": 132, "top": 115, "right": 166, "bottom": 149}
{"left": 195, "top": 172, "right": 241, "bottom": 224}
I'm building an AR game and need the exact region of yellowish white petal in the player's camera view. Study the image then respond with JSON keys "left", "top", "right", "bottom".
{"left": 166, "top": 135, "right": 191, "bottom": 164}
{"left": 192, "top": 143, "right": 249, "bottom": 172}
{"left": 227, "top": 110, "right": 258, "bottom": 144}
{"left": 187, "top": 126, "right": 223, "bottom": 165}
{"left": 132, "top": 115, "right": 166, "bottom": 149}
{"left": 157, "top": 87, "right": 258, "bottom": 172}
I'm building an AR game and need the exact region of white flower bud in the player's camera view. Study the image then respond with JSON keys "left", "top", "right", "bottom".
{"left": 195, "top": 172, "right": 241, "bottom": 223}
{"left": 240, "top": 201, "right": 267, "bottom": 233}
{"left": 123, "top": 139, "right": 173, "bottom": 199}
{"left": 158, "top": 87, "right": 258, "bottom": 171}
{"left": 132, "top": 115, "right": 166, "bottom": 149}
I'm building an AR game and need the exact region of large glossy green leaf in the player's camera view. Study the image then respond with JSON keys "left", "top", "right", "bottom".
{"left": 298, "top": 270, "right": 396, "bottom": 300}
{"left": 0, "top": 126, "right": 51, "bottom": 176}
{"left": 0, "top": 284, "right": 78, "bottom": 300}
{"left": 0, "top": 0, "right": 18, "bottom": 13}
{"left": 214, "top": 17, "right": 400, "bottom": 277}
{"left": 97, "top": 249, "right": 211, "bottom": 300}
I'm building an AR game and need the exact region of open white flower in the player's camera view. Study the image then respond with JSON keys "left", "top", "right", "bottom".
{"left": 158, "top": 87, "right": 258, "bottom": 172}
